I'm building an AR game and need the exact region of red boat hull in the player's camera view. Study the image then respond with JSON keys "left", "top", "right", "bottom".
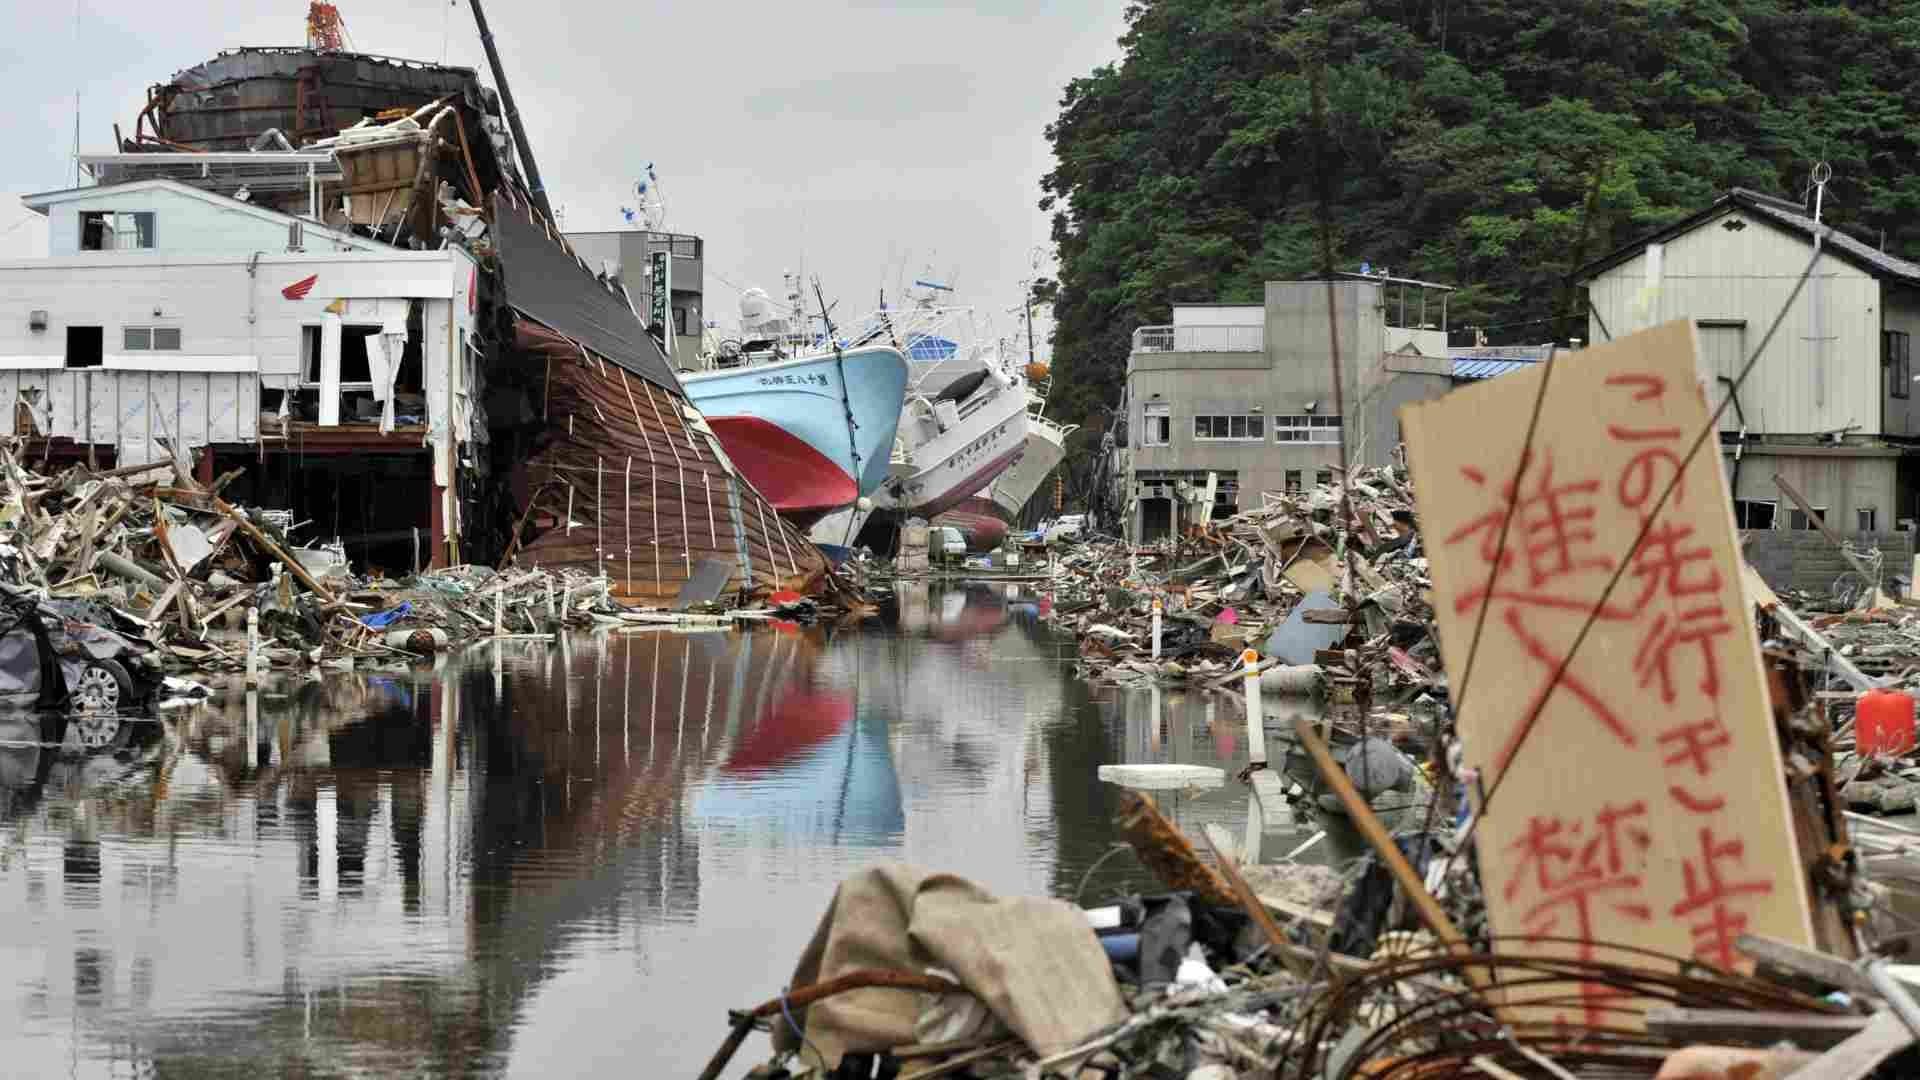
{"left": 704, "top": 415, "right": 856, "bottom": 529}
{"left": 932, "top": 496, "right": 1010, "bottom": 552}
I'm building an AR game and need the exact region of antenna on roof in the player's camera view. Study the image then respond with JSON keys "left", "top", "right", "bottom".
{"left": 1810, "top": 161, "right": 1832, "bottom": 227}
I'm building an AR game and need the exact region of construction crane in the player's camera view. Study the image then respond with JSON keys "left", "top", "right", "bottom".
{"left": 306, "top": 2, "right": 346, "bottom": 52}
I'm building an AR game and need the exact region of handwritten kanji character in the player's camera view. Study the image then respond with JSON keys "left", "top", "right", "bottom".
{"left": 1491, "top": 607, "right": 1637, "bottom": 776}
{"left": 1605, "top": 373, "right": 1667, "bottom": 402}
{"left": 1633, "top": 606, "right": 1734, "bottom": 704}
{"left": 1446, "top": 455, "right": 1615, "bottom": 609}
{"left": 1618, "top": 447, "right": 1687, "bottom": 510}
{"left": 1502, "top": 803, "right": 1653, "bottom": 1025}
{"left": 1628, "top": 520, "right": 1722, "bottom": 607}
{"left": 1671, "top": 827, "right": 1773, "bottom": 969}
{"left": 1659, "top": 718, "right": 1732, "bottom": 777}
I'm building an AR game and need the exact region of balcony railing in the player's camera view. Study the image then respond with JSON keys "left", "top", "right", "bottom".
{"left": 1131, "top": 325, "right": 1264, "bottom": 353}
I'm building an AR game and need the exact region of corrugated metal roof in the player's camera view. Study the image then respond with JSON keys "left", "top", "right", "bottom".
{"left": 1733, "top": 188, "right": 1920, "bottom": 285}
{"left": 1578, "top": 188, "right": 1920, "bottom": 286}
{"left": 1452, "top": 356, "right": 1539, "bottom": 381}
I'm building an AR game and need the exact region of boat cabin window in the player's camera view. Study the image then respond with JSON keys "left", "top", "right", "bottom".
{"left": 79, "top": 211, "right": 155, "bottom": 251}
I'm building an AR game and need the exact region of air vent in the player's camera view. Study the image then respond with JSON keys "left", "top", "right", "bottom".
{"left": 287, "top": 221, "right": 304, "bottom": 252}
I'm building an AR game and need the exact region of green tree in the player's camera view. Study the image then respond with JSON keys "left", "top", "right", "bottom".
{"left": 1043, "top": 0, "right": 1920, "bottom": 429}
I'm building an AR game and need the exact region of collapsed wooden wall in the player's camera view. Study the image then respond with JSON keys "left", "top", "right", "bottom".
{"left": 509, "top": 320, "right": 827, "bottom": 602}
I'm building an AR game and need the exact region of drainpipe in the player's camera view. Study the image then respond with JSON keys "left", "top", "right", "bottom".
{"left": 1717, "top": 375, "right": 1749, "bottom": 513}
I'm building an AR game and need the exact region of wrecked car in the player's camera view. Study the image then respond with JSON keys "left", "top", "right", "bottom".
{"left": 0, "top": 585, "right": 163, "bottom": 713}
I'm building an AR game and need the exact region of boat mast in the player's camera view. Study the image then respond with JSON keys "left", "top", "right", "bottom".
{"left": 466, "top": 0, "right": 555, "bottom": 223}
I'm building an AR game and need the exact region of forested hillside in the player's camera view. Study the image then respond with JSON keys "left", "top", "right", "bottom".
{"left": 1041, "top": 0, "right": 1920, "bottom": 429}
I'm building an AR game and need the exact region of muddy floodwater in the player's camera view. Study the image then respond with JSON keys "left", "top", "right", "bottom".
{"left": 0, "top": 582, "right": 1292, "bottom": 1077}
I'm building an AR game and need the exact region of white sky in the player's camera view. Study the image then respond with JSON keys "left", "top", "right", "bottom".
{"left": 1, "top": 1, "right": 1128, "bottom": 330}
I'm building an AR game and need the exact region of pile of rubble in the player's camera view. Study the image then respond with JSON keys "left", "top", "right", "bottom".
{"left": 0, "top": 441, "right": 748, "bottom": 683}
{"left": 1045, "top": 465, "right": 1441, "bottom": 709}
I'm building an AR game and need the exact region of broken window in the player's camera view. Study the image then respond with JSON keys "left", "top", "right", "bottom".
{"left": 340, "top": 326, "right": 378, "bottom": 386}
{"left": 122, "top": 326, "right": 181, "bottom": 351}
{"left": 1860, "top": 507, "right": 1878, "bottom": 532}
{"left": 1142, "top": 402, "right": 1171, "bottom": 447}
{"left": 1192, "top": 414, "right": 1265, "bottom": 441}
{"left": 1788, "top": 506, "right": 1827, "bottom": 531}
{"left": 1317, "top": 469, "right": 1334, "bottom": 486}
{"left": 1886, "top": 330, "right": 1911, "bottom": 400}
{"left": 1731, "top": 499, "right": 1776, "bottom": 530}
{"left": 78, "top": 211, "right": 155, "bottom": 251}
{"left": 65, "top": 326, "right": 102, "bottom": 369}
{"left": 1285, "top": 469, "right": 1303, "bottom": 494}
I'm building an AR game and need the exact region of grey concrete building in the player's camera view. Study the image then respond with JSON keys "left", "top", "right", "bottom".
{"left": 1122, "top": 276, "right": 1454, "bottom": 541}
{"left": 566, "top": 230, "right": 705, "bottom": 364}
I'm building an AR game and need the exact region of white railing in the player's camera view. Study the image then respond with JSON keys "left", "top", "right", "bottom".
{"left": 1131, "top": 324, "right": 1264, "bottom": 353}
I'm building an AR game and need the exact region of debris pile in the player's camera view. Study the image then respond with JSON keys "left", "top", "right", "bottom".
{"left": 1045, "top": 465, "right": 1441, "bottom": 710}
{"left": 0, "top": 441, "right": 817, "bottom": 679}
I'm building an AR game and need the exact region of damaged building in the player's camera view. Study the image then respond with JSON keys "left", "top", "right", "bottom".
{"left": 0, "top": 45, "right": 820, "bottom": 601}
{"left": 1579, "top": 187, "right": 1920, "bottom": 534}
{"left": 1119, "top": 276, "right": 1453, "bottom": 541}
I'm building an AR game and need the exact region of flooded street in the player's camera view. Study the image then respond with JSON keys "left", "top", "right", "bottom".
{"left": 0, "top": 582, "right": 1276, "bottom": 1078}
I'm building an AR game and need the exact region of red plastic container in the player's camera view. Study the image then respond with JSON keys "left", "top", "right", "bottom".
{"left": 1858, "top": 688, "right": 1917, "bottom": 756}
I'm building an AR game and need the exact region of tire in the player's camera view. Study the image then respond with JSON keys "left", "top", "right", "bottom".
{"left": 69, "top": 658, "right": 133, "bottom": 714}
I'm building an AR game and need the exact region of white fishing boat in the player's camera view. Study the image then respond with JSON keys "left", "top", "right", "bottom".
{"left": 873, "top": 351, "right": 1030, "bottom": 519}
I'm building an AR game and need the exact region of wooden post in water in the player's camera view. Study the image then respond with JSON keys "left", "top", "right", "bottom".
{"left": 1242, "top": 647, "right": 1265, "bottom": 766}
{"left": 1150, "top": 596, "right": 1163, "bottom": 660}
{"left": 245, "top": 607, "right": 260, "bottom": 688}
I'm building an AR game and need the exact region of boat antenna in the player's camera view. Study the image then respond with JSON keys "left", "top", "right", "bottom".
{"left": 812, "top": 276, "right": 839, "bottom": 352}
{"left": 466, "top": 0, "right": 555, "bottom": 224}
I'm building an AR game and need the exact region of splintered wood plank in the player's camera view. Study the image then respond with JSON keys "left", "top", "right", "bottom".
{"left": 1398, "top": 320, "right": 1815, "bottom": 1029}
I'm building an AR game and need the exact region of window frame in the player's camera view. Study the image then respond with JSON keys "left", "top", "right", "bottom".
{"left": 121, "top": 325, "right": 181, "bottom": 352}
{"left": 1273, "top": 414, "right": 1342, "bottom": 444}
{"left": 1888, "top": 329, "right": 1912, "bottom": 400}
{"left": 1284, "top": 469, "right": 1303, "bottom": 494}
{"left": 1191, "top": 413, "right": 1266, "bottom": 442}
{"left": 79, "top": 210, "right": 156, "bottom": 251}
{"left": 1860, "top": 507, "right": 1878, "bottom": 532}
{"left": 1141, "top": 402, "right": 1171, "bottom": 447}
{"left": 1732, "top": 498, "right": 1776, "bottom": 530}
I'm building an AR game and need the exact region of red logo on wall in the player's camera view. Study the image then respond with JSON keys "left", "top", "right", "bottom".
{"left": 281, "top": 274, "right": 319, "bottom": 301}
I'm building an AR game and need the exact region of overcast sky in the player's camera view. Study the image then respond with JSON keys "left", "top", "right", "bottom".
{"left": 1, "top": 1, "right": 1127, "bottom": 341}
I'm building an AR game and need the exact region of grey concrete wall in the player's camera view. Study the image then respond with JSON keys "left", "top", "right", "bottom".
{"left": 1726, "top": 450, "right": 1901, "bottom": 532}
{"left": 1742, "top": 528, "right": 1914, "bottom": 594}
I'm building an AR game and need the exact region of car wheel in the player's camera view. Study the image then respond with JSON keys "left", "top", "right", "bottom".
{"left": 70, "top": 660, "right": 132, "bottom": 714}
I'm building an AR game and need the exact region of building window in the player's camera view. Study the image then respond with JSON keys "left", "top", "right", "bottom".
{"left": 1860, "top": 507, "right": 1878, "bottom": 532}
{"left": 1887, "top": 330, "right": 1911, "bottom": 399}
{"left": 65, "top": 326, "right": 102, "bottom": 369}
{"left": 79, "top": 211, "right": 155, "bottom": 251}
{"left": 1788, "top": 506, "right": 1827, "bottom": 531}
{"left": 1142, "top": 402, "right": 1171, "bottom": 447}
{"left": 1285, "top": 469, "right": 1303, "bottom": 494}
{"left": 122, "top": 326, "right": 181, "bottom": 351}
{"left": 1732, "top": 498, "right": 1776, "bottom": 530}
{"left": 1274, "top": 415, "right": 1341, "bottom": 443}
{"left": 1192, "top": 414, "right": 1265, "bottom": 441}
{"left": 1316, "top": 469, "right": 1333, "bottom": 487}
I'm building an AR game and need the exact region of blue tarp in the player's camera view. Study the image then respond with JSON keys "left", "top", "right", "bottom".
{"left": 905, "top": 334, "right": 958, "bottom": 361}
{"left": 359, "top": 602, "right": 413, "bottom": 629}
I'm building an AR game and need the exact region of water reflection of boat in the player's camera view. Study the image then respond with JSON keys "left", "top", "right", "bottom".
{"left": 693, "top": 704, "right": 905, "bottom": 846}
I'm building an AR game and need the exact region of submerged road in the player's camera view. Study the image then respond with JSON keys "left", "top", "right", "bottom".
{"left": 0, "top": 581, "right": 1281, "bottom": 1077}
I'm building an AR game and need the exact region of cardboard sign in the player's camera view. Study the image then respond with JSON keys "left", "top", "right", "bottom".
{"left": 1400, "top": 320, "right": 1813, "bottom": 1025}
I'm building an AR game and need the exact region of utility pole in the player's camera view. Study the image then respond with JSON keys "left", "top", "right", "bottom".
{"left": 466, "top": 0, "right": 555, "bottom": 224}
